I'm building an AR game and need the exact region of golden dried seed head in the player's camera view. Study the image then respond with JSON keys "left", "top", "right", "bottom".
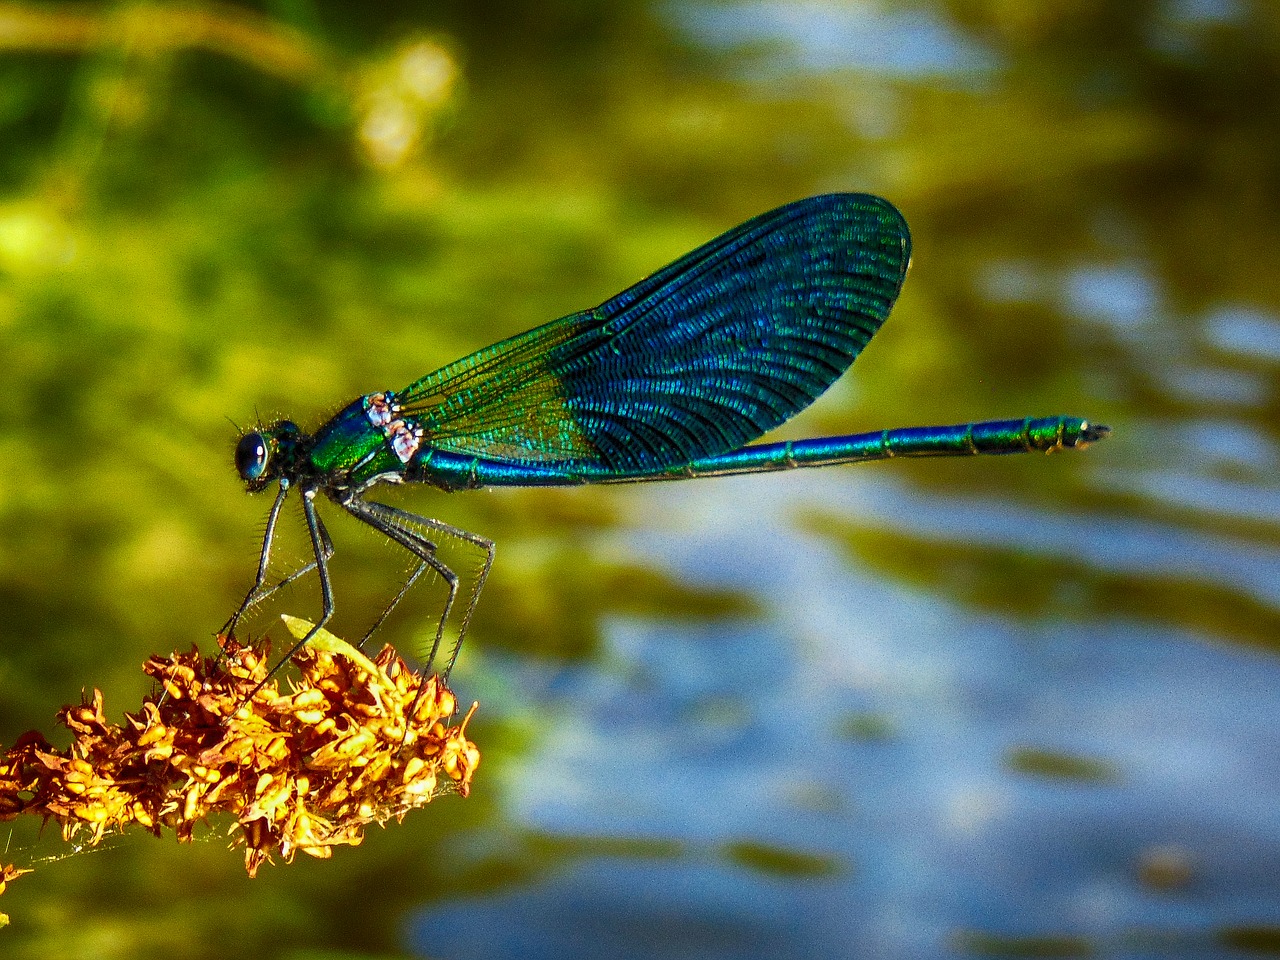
{"left": 292, "top": 689, "right": 327, "bottom": 710}
{"left": 0, "top": 628, "right": 480, "bottom": 884}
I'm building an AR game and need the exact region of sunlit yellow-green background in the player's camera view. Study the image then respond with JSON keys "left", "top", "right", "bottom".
{"left": 1, "top": 2, "right": 1278, "bottom": 958}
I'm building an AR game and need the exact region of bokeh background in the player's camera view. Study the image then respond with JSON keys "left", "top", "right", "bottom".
{"left": 2, "top": 1, "right": 1279, "bottom": 957}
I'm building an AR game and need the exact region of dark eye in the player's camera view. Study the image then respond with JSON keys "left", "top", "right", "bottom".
{"left": 235, "top": 432, "right": 269, "bottom": 481}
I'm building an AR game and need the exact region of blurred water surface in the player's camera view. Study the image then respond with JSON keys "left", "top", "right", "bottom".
{"left": 0, "top": 1, "right": 1277, "bottom": 957}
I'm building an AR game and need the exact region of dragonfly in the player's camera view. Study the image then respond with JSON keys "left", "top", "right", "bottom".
{"left": 227, "top": 193, "right": 1109, "bottom": 681}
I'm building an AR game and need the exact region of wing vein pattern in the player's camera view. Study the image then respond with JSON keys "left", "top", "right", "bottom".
{"left": 397, "top": 193, "right": 911, "bottom": 478}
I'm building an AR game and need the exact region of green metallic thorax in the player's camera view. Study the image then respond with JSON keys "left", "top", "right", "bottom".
{"left": 307, "top": 398, "right": 404, "bottom": 487}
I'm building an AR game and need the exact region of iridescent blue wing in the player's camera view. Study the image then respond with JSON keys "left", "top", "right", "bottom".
{"left": 396, "top": 193, "right": 911, "bottom": 477}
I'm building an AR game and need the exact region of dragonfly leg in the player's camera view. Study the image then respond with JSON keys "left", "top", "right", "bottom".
{"left": 345, "top": 499, "right": 494, "bottom": 678}
{"left": 162, "top": 479, "right": 287, "bottom": 707}
{"left": 341, "top": 497, "right": 459, "bottom": 672}
{"left": 238, "top": 489, "right": 336, "bottom": 704}
{"left": 229, "top": 507, "right": 336, "bottom": 625}
{"left": 202, "top": 483, "right": 331, "bottom": 708}
{"left": 357, "top": 560, "right": 429, "bottom": 651}
{"left": 222, "top": 481, "right": 290, "bottom": 639}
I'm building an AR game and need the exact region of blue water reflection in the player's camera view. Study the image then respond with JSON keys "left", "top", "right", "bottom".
{"left": 1205, "top": 307, "right": 1280, "bottom": 363}
{"left": 412, "top": 470, "right": 1280, "bottom": 958}
{"left": 1114, "top": 471, "right": 1280, "bottom": 528}
{"left": 1065, "top": 264, "right": 1161, "bottom": 334}
{"left": 1164, "top": 0, "right": 1242, "bottom": 28}
{"left": 1163, "top": 364, "right": 1268, "bottom": 407}
{"left": 678, "top": 1, "right": 997, "bottom": 77}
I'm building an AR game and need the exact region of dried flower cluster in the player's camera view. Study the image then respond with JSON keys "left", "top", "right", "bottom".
{"left": 0, "top": 619, "right": 480, "bottom": 887}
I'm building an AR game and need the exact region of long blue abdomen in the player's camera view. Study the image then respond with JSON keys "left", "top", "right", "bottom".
{"left": 411, "top": 416, "right": 1109, "bottom": 490}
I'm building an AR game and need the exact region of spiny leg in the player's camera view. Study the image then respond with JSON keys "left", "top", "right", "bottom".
{"left": 228, "top": 513, "right": 335, "bottom": 627}
{"left": 217, "top": 492, "right": 333, "bottom": 682}
{"left": 238, "top": 490, "right": 336, "bottom": 705}
{"left": 358, "top": 560, "right": 430, "bottom": 651}
{"left": 349, "top": 499, "right": 495, "bottom": 678}
{"left": 222, "top": 481, "right": 291, "bottom": 639}
{"left": 188, "top": 482, "right": 321, "bottom": 706}
{"left": 342, "top": 496, "right": 459, "bottom": 672}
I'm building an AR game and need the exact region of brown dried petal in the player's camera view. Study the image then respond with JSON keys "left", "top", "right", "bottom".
{"left": 0, "top": 624, "right": 479, "bottom": 886}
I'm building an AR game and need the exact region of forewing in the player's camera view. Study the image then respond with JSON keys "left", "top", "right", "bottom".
{"left": 397, "top": 193, "right": 911, "bottom": 476}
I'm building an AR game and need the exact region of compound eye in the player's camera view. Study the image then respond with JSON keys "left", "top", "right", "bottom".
{"left": 235, "top": 432, "right": 269, "bottom": 482}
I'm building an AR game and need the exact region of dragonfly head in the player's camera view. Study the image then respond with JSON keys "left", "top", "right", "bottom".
{"left": 235, "top": 421, "right": 301, "bottom": 492}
